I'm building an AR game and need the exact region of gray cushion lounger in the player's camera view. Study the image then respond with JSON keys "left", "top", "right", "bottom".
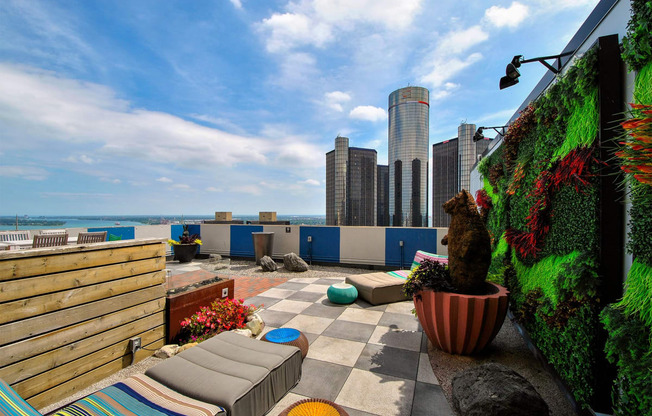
{"left": 345, "top": 272, "right": 410, "bottom": 305}
{"left": 145, "top": 331, "right": 302, "bottom": 416}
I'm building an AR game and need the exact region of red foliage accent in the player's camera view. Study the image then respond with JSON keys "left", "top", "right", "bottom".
{"left": 506, "top": 147, "right": 599, "bottom": 259}
{"left": 618, "top": 103, "right": 652, "bottom": 186}
{"left": 475, "top": 189, "right": 492, "bottom": 211}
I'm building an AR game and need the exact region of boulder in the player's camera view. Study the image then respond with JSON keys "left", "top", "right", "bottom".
{"left": 208, "top": 254, "right": 223, "bottom": 263}
{"left": 283, "top": 252, "right": 309, "bottom": 272}
{"left": 452, "top": 363, "right": 549, "bottom": 416}
{"left": 260, "top": 256, "right": 278, "bottom": 271}
{"left": 201, "top": 254, "right": 230, "bottom": 271}
{"left": 177, "top": 342, "right": 198, "bottom": 353}
{"left": 246, "top": 312, "right": 265, "bottom": 336}
{"left": 155, "top": 344, "right": 179, "bottom": 358}
{"left": 232, "top": 328, "right": 253, "bottom": 338}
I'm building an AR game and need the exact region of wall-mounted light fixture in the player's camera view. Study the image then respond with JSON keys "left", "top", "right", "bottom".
{"left": 473, "top": 125, "right": 508, "bottom": 142}
{"left": 499, "top": 51, "right": 574, "bottom": 90}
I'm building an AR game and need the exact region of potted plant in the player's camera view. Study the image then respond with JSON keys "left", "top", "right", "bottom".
{"left": 404, "top": 189, "right": 509, "bottom": 355}
{"left": 168, "top": 224, "right": 202, "bottom": 263}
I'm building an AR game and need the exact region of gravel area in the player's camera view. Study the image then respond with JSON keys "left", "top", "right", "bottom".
{"left": 428, "top": 315, "right": 576, "bottom": 416}
{"left": 203, "top": 258, "right": 377, "bottom": 280}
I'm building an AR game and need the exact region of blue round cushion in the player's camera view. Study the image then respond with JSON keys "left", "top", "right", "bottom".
{"left": 327, "top": 283, "right": 358, "bottom": 304}
{"left": 265, "top": 328, "right": 300, "bottom": 343}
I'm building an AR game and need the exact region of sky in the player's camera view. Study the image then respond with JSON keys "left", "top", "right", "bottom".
{"left": 0, "top": 0, "right": 600, "bottom": 216}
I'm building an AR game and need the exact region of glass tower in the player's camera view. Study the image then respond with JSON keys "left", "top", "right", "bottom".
{"left": 432, "top": 138, "right": 458, "bottom": 227}
{"left": 326, "top": 137, "right": 377, "bottom": 226}
{"left": 388, "top": 86, "right": 429, "bottom": 227}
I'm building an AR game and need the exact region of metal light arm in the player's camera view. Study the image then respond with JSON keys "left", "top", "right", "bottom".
{"left": 518, "top": 51, "right": 574, "bottom": 74}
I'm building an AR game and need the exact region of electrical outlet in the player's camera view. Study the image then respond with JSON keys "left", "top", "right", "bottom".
{"left": 129, "top": 337, "right": 141, "bottom": 354}
{"left": 222, "top": 287, "right": 229, "bottom": 298}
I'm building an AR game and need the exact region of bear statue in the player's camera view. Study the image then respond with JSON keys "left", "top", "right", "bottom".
{"left": 441, "top": 189, "right": 492, "bottom": 294}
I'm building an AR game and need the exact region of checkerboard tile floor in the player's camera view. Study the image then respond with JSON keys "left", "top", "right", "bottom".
{"left": 245, "top": 277, "right": 455, "bottom": 416}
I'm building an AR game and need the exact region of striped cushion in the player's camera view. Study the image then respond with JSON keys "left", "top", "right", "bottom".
{"left": 0, "top": 379, "right": 41, "bottom": 416}
{"left": 387, "top": 270, "right": 410, "bottom": 279}
{"left": 411, "top": 250, "right": 448, "bottom": 270}
{"left": 53, "top": 375, "right": 224, "bottom": 416}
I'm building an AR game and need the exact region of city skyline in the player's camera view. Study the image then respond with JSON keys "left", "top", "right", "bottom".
{"left": 0, "top": 1, "right": 599, "bottom": 215}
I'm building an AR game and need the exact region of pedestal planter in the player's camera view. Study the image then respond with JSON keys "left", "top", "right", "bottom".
{"left": 173, "top": 244, "right": 199, "bottom": 263}
{"left": 414, "top": 282, "right": 509, "bottom": 355}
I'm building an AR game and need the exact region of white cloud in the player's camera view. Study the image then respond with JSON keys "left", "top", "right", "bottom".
{"left": 311, "top": 0, "right": 423, "bottom": 29}
{"left": 229, "top": 0, "right": 243, "bottom": 9}
{"left": 259, "top": 13, "right": 332, "bottom": 53}
{"left": 300, "top": 179, "right": 320, "bottom": 186}
{"left": 418, "top": 25, "right": 488, "bottom": 94}
{"left": 206, "top": 186, "right": 221, "bottom": 192}
{"left": 0, "top": 64, "right": 308, "bottom": 171}
{"left": 484, "top": 2, "right": 529, "bottom": 28}
{"left": 233, "top": 184, "right": 262, "bottom": 195}
{"left": 437, "top": 25, "right": 489, "bottom": 56}
{"left": 349, "top": 106, "right": 387, "bottom": 122}
{"left": 0, "top": 165, "right": 49, "bottom": 181}
{"left": 421, "top": 53, "right": 483, "bottom": 88}
{"left": 258, "top": 0, "right": 423, "bottom": 54}
{"left": 324, "top": 91, "right": 351, "bottom": 112}
{"left": 100, "top": 177, "right": 121, "bottom": 184}
{"left": 171, "top": 184, "right": 191, "bottom": 190}
{"left": 156, "top": 177, "right": 173, "bottom": 183}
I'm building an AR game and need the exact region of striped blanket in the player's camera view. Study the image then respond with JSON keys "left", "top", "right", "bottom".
{"left": 52, "top": 375, "right": 224, "bottom": 416}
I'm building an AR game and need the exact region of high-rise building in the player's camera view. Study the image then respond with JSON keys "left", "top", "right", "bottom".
{"left": 388, "top": 86, "right": 429, "bottom": 227}
{"left": 431, "top": 123, "right": 492, "bottom": 227}
{"left": 377, "top": 165, "right": 389, "bottom": 226}
{"left": 432, "top": 138, "right": 458, "bottom": 227}
{"left": 325, "top": 137, "right": 377, "bottom": 226}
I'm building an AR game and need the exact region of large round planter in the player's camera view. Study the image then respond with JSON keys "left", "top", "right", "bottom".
{"left": 173, "top": 244, "right": 198, "bottom": 263}
{"left": 414, "top": 282, "right": 509, "bottom": 355}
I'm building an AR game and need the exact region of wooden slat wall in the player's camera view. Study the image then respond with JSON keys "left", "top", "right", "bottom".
{"left": 0, "top": 239, "right": 167, "bottom": 410}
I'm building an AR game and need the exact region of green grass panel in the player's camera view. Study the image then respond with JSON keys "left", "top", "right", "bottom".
{"left": 627, "top": 182, "right": 652, "bottom": 265}
{"left": 542, "top": 184, "right": 599, "bottom": 257}
{"left": 634, "top": 61, "right": 652, "bottom": 104}
{"left": 528, "top": 303, "right": 598, "bottom": 408}
{"left": 512, "top": 251, "right": 582, "bottom": 306}
{"left": 601, "top": 305, "right": 652, "bottom": 416}
{"left": 553, "top": 89, "right": 599, "bottom": 162}
{"left": 617, "top": 259, "right": 652, "bottom": 331}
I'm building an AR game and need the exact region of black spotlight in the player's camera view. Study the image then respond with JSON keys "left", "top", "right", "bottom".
{"left": 473, "top": 128, "right": 485, "bottom": 142}
{"left": 499, "top": 51, "right": 575, "bottom": 90}
{"left": 500, "top": 55, "right": 522, "bottom": 90}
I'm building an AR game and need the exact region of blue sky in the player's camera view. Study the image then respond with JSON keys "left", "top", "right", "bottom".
{"left": 0, "top": 0, "right": 599, "bottom": 215}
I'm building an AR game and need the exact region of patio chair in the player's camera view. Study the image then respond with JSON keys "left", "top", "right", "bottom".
{"left": 39, "top": 229, "right": 67, "bottom": 235}
{"left": 0, "top": 230, "right": 30, "bottom": 242}
{"left": 76, "top": 231, "right": 107, "bottom": 244}
{"left": 32, "top": 233, "right": 68, "bottom": 248}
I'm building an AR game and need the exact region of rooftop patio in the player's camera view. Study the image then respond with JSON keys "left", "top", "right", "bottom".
{"left": 38, "top": 258, "right": 575, "bottom": 416}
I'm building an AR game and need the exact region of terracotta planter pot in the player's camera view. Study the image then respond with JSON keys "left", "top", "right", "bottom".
{"left": 173, "top": 244, "right": 199, "bottom": 263}
{"left": 414, "top": 282, "right": 509, "bottom": 355}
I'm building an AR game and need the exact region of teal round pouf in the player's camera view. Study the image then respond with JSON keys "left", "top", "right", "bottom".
{"left": 327, "top": 283, "right": 358, "bottom": 304}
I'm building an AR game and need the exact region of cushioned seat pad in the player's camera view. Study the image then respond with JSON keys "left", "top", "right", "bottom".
{"left": 145, "top": 331, "right": 302, "bottom": 416}
{"left": 345, "top": 272, "right": 410, "bottom": 305}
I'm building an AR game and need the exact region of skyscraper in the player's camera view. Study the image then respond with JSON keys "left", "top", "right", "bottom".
{"left": 388, "top": 86, "right": 429, "bottom": 227}
{"left": 431, "top": 123, "right": 492, "bottom": 227}
{"left": 377, "top": 165, "right": 389, "bottom": 226}
{"left": 325, "top": 137, "right": 377, "bottom": 226}
{"left": 432, "top": 138, "right": 458, "bottom": 227}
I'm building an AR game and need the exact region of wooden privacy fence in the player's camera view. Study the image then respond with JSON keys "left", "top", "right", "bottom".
{"left": 0, "top": 238, "right": 167, "bottom": 410}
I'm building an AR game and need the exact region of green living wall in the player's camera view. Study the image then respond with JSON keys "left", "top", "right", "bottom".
{"left": 478, "top": 45, "right": 603, "bottom": 408}
{"left": 600, "top": 1, "right": 652, "bottom": 415}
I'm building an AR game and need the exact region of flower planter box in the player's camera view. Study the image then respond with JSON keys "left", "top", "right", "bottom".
{"left": 414, "top": 282, "right": 509, "bottom": 355}
{"left": 166, "top": 277, "right": 234, "bottom": 343}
